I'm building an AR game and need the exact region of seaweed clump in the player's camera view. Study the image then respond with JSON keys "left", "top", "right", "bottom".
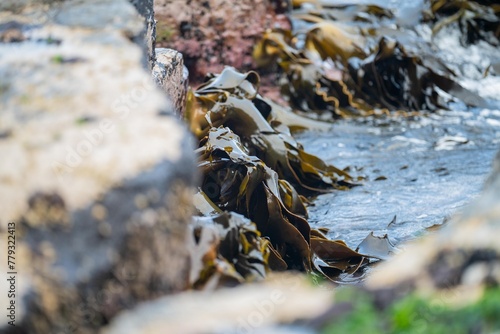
{"left": 253, "top": 1, "right": 488, "bottom": 119}
{"left": 185, "top": 67, "right": 392, "bottom": 287}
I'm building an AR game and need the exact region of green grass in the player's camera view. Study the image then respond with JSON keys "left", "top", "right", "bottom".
{"left": 323, "top": 287, "right": 500, "bottom": 334}
{"left": 156, "top": 21, "right": 175, "bottom": 44}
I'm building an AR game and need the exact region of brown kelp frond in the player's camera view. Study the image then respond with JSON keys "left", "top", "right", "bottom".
{"left": 253, "top": 8, "right": 487, "bottom": 116}
{"left": 194, "top": 126, "right": 384, "bottom": 283}
{"left": 187, "top": 67, "right": 353, "bottom": 191}
{"left": 190, "top": 212, "right": 272, "bottom": 289}
{"left": 197, "top": 127, "right": 311, "bottom": 271}
{"left": 311, "top": 229, "right": 399, "bottom": 283}
{"left": 252, "top": 29, "right": 299, "bottom": 68}
{"left": 279, "top": 57, "right": 377, "bottom": 118}
{"left": 264, "top": 98, "right": 333, "bottom": 132}
{"left": 427, "top": 0, "right": 500, "bottom": 45}
{"left": 348, "top": 37, "right": 488, "bottom": 111}
{"left": 305, "top": 21, "right": 367, "bottom": 63}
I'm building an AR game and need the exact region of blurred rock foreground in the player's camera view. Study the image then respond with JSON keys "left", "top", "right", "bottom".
{"left": 0, "top": 0, "right": 195, "bottom": 332}
{"left": 0, "top": 0, "right": 499, "bottom": 333}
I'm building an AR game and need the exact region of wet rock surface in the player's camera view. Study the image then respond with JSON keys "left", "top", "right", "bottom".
{"left": 154, "top": 0, "right": 291, "bottom": 81}
{"left": 153, "top": 48, "right": 189, "bottom": 115}
{"left": 0, "top": 0, "right": 195, "bottom": 332}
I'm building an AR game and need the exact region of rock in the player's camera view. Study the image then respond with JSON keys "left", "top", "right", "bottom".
{"left": 154, "top": 0, "right": 291, "bottom": 81}
{"left": 152, "top": 48, "right": 189, "bottom": 116}
{"left": 0, "top": 0, "right": 196, "bottom": 332}
{"left": 129, "top": 0, "right": 156, "bottom": 68}
{"left": 102, "top": 272, "right": 333, "bottom": 334}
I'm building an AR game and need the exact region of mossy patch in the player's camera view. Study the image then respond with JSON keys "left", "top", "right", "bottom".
{"left": 156, "top": 21, "right": 175, "bottom": 44}
{"left": 323, "top": 287, "right": 500, "bottom": 333}
{"left": 51, "top": 54, "right": 64, "bottom": 64}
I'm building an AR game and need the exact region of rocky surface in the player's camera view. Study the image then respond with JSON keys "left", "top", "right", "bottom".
{"left": 0, "top": 0, "right": 195, "bottom": 332}
{"left": 103, "top": 272, "right": 333, "bottom": 334}
{"left": 154, "top": 0, "right": 291, "bottom": 82}
{"left": 129, "top": 0, "right": 156, "bottom": 68}
{"left": 152, "top": 48, "right": 189, "bottom": 115}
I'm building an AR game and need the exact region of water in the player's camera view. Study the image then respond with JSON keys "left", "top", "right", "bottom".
{"left": 298, "top": 109, "right": 500, "bottom": 249}
{"left": 293, "top": 2, "right": 500, "bottom": 249}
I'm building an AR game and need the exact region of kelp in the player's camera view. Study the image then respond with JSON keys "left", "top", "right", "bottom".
{"left": 193, "top": 126, "right": 384, "bottom": 282}
{"left": 279, "top": 56, "right": 376, "bottom": 117}
{"left": 186, "top": 67, "right": 353, "bottom": 191}
{"left": 427, "top": 0, "right": 500, "bottom": 45}
{"left": 255, "top": 30, "right": 384, "bottom": 117}
{"left": 348, "top": 37, "right": 487, "bottom": 111}
{"left": 252, "top": 29, "right": 298, "bottom": 69}
{"left": 311, "top": 233, "right": 369, "bottom": 282}
{"left": 263, "top": 98, "right": 333, "bottom": 132}
{"left": 183, "top": 59, "right": 411, "bottom": 284}
{"left": 196, "top": 126, "right": 311, "bottom": 271}
{"left": 311, "top": 229, "right": 398, "bottom": 283}
{"left": 189, "top": 212, "right": 272, "bottom": 289}
{"left": 253, "top": 5, "right": 487, "bottom": 116}
{"left": 304, "top": 21, "right": 367, "bottom": 63}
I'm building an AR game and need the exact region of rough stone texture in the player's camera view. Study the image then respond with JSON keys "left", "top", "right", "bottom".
{"left": 129, "top": 0, "right": 156, "bottom": 68}
{"left": 103, "top": 272, "right": 333, "bottom": 334}
{"left": 154, "top": 0, "right": 291, "bottom": 82}
{"left": 152, "top": 48, "right": 189, "bottom": 116}
{"left": 0, "top": 0, "right": 196, "bottom": 332}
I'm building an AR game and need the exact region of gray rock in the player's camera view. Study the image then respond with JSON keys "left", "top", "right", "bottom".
{"left": 152, "top": 48, "right": 189, "bottom": 116}
{"left": 129, "top": 0, "right": 156, "bottom": 68}
{"left": 0, "top": 0, "right": 196, "bottom": 332}
{"left": 102, "top": 273, "right": 333, "bottom": 334}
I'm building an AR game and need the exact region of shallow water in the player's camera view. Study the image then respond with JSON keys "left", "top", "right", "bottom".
{"left": 293, "top": 2, "right": 500, "bottom": 250}
{"left": 298, "top": 108, "right": 500, "bottom": 249}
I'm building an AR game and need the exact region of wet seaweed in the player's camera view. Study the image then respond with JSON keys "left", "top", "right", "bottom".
{"left": 184, "top": 67, "right": 402, "bottom": 284}
{"left": 253, "top": 3, "right": 487, "bottom": 117}
{"left": 196, "top": 126, "right": 312, "bottom": 272}
{"left": 186, "top": 67, "right": 353, "bottom": 191}
{"left": 189, "top": 212, "right": 272, "bottom": 289}
{"left": 188, "top": 125, "right": 386, "bottom": 284}
{"left": 427, "top": 0, "right": 500, "bottom": 46}
{"left": 181, "top": 1, "right": 494, "bottom": 286}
